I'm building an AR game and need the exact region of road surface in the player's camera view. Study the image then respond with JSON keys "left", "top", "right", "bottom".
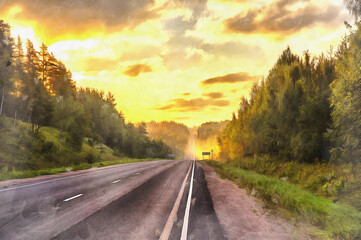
{"left": 0, "top": 159, "right": 225, "bottom": 240}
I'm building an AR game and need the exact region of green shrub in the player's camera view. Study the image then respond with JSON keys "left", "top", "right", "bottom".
{"left": 206, "top": 160, "right": 361, "bottom": 239}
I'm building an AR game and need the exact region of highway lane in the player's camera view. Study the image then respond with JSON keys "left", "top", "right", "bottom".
{"left": 0, "top": 159, "right": 225, "bottom": 240}
{"left": 0, "top": 160, "right": 180, "bottom": 239}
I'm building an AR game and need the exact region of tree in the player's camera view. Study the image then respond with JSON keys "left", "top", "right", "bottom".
{"left": 218, "top": 47, "right": 335, "bottom": 163}
{"left": 330, "top": 23, "right": 361, "bottom": 164}
{"left": 0, "top": 20, "right": 14, "bottom": 117}
{"left": 23, "top": 40, "right": 53, "bottom": 134}
{"left": 344, "top": 0, "right": 361, "bottom": 22}
{"left": 12, "top": 36, "right": 25, "bottom": 123}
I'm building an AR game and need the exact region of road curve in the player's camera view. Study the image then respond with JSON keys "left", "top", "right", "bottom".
{"left": 0, "top": 160, "right": 225, "bottom": 240}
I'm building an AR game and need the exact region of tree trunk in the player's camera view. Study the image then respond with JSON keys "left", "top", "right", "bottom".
{"left": 59, "top": 127, "right": 62, "bottom": 152}
{"left": 0, "top": 87, "right": 5, "bottom": 116}
{"left": 13, "top": 109, "right": 17, "bottom": 128}
{"left": 59, "top": 97, "right": 64, "bottom": 153}
{"left": 26, "top": 111, "right": 32, "bottom": 131}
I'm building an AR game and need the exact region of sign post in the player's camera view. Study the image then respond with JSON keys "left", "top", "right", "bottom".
{"left": 202, "top": 152, "right": 210, "bottom": 160}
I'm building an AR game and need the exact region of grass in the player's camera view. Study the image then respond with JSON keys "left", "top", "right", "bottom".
{"left": 0, "top": 158, "right": 162, "bottom": 181}
{"left": 206, "top": 160, "right": 361, "bottom": 240}
{"left": 222, "top": 155, "right": 361, "bottom": 212}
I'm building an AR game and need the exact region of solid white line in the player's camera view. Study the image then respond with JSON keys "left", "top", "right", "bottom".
{"left": 112, "top": 180, "right": 121, "bottom": 184}
{"left": 180, "top": 161, "right": 195, "bottom": 240}
{"left": 63, "top": 194, "right": 83, "bottom": 202}
{"left": 159, "top": 162, "right": 192, "bottom": 240}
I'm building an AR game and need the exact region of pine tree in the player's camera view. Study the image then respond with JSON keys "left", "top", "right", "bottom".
{"left": 0, "top": 20, "right": 14, "bottom": 117}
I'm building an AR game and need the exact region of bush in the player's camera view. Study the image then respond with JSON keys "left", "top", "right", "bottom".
{"left": 206, "top": 160, "right": 361, "bottom": 239}
{"left": 74, "top": 149, "right": 100, "bottom": 164}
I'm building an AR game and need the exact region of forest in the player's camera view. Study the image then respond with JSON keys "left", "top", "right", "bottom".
{"left": 209, "top": 9, "right": 361, "bottom": 238}
{"left": 0, "top": 20, "right": 173, "bottom": 172}
{"left": 196, "top": 121, "right": 228, "bottom": 159}
{"left": 218, "top": 24, "right": 360, "bottom": 166}
{"left": 146, "top": 121, "right": 190, "bottom": 159}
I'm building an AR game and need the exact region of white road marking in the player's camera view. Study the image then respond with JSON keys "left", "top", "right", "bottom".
{"left": 135, "top": 172, "right": 140, "bottom": 175}
{"left": 180, "top": 161, "right": 195, "bottom": 240}
{"left": 159, "top": 162, "right": 192, "bottom": 240}
{"left": 112, "top": 180, "right": 121, "bottom": 184}
{"left": 0, "top": 161, "right": 166, "bottom": 193}
{"left": 63, "top": 194, "right": 83, "bottom": 202}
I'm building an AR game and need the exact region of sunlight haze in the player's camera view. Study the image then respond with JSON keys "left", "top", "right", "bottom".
{"left": 1, "top": 0, "right": 352, "bottom": 126}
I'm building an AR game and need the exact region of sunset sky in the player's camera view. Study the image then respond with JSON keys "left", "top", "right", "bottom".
{"left": 0, "top": 0, "right": 353, "bottom": 126}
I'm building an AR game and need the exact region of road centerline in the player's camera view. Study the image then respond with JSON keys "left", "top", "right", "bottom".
{"left": 159, "top": 162, "right": 192, "bottom": 240}
{"left": 112, "top": 180, "right": 121, "bottom": 184}
{"left": 180, "top": 161, "right": 195, "bottom": 240}
{"left": 63, "top": 194, "right": 83, "bottom": 202}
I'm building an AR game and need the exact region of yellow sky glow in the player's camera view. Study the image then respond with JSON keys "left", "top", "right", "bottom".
{"left": 1, "top": 0, "right": 352, "bottom": 126}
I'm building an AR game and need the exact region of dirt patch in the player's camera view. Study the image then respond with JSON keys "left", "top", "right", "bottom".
{"left": 201, "top": 163, "right": 312, "bottom": 240}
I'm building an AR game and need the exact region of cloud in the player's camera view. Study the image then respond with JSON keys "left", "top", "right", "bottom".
{"left": 0, "top": 0, "right": 158, "bottom": 37}
{"left": 201, "top": 41, "right": 262, "bottom": 58}
{"left": 123, "top": 63, "right": 152, "bottom": 77}
{"left": 81, "top": 57, "right": 120, "bottom": 72}
{"left": 201, "top": 72, "right": 259, "bottom": 85}
{"left": 225, "top": 0, "right": 341, "bottom": 35}
{"left": 165, "top": 0, "right": 208, "bottom": 19}
{"left": 160, "top": 0, "right": 208, "bottom": 70}
{"left": 154, "top": 97, "right": 230, "bottom": 112}
{"left": 203, "top": 92, "right": 223, "bottom": 99}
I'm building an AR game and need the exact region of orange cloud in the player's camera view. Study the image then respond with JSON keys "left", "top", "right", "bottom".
{"left": 200, "top": 72, "right": 259, "bottom": 85}
{"left": 203, "top": 92, "right": 224, "bottom": 99}
{"left": 154, "top": 97, "right": 230, "bottom": 112}
{"left": 123, "top": 64, "right": 152, "bottom": 77}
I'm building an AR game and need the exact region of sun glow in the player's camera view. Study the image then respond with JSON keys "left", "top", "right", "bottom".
{"left": 0, "top": 0, "right": 351, "bottom": 126}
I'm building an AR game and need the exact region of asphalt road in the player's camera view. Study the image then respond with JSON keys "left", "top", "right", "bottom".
{"left": 0, "top": 159, "right": 225, "bottom": 240}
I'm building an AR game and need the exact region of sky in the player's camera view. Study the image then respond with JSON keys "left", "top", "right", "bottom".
{"left": 0, "top": 0, "right": 353, "bottom": 127}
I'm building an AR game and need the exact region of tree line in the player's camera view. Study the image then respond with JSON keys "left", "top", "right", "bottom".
{"left": 146, "top": 121, "right": 190, "bottom": 159}
{"left": 0, "top": 20, "right": 172, "bottom": 169}
{"left": 218, "top": 22, "right": 361, "bottom": 165}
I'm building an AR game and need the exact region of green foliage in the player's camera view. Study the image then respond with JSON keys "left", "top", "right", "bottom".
{"left": 146, "top": 121, "right": 190, "bottom": 158}
{"left": 344, "top": 0, "right": 361, "bottom": 22}
{"left": 197, "top": 121, "right": 229, "bottom": 140}
{"left": 219, "top": 47, "right": 334, "bottom": 163}
{"left": 206, "top": 160, "right": 361, "bottom": 239}
{"left": 223, "top": 155, "right": 361, "bottom": 210}
{"left": 196, "top": 121, "right": 229, "bottom": 160}
{"left": 0, "top": 20, "right": 174, "bottom": 171}
{"left": 330, "top": 23, "right": 361, "bottom": 164}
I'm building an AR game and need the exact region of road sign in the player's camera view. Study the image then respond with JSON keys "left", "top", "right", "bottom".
{"left": 202, "top": 152, "right": 210, "bottom": 156}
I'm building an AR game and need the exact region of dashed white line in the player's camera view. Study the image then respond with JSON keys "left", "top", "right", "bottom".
{"left": 112, "top": 180, "right": 121, "bottom": 184}
{"left": 180, "top": 161, "right": 195, "bottom": 240}
{"left": 63, "top": 194, "right": 83, "bottom": 202}
{"left": 0, "top": 161, "right": 166, "bottom": 193}
{"left": 135, "top": 172, "right": 140, "bottom": 175}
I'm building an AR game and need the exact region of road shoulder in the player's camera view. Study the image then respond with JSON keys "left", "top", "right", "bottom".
{"left": 200, "top": 162, "right": 311, "bottom": 240}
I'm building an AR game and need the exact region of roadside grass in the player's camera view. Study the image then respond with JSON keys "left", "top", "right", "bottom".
{"left": 221, "top": 155, "right": 361, "bottom": 212}
{"left": 0, "top": 158, "right": 162, "bottom": 181}
{"left": 206, "top": 160, "right": 361, "bottom": 240}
